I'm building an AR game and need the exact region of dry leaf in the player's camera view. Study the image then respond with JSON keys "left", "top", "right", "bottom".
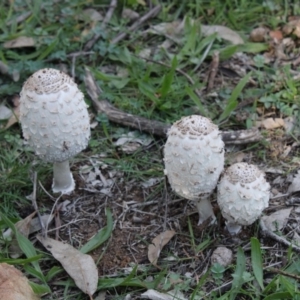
{"left": 0, "top": 104, "right": 12, "bottom": 120}
{"left": 201, "top": 25, "right": 244, "bottom": 44}
{"left": 288, "top": 170, "right": 300, "bottom": 194}
{"left": 7, "top": 212, "right": 36, "bottom": 259}
{"left": 37, "top": 236, "right": 98, "bottom": 297}
{"left": 269, "top": 30, "right": 283, "bottom": 41}
{"left": 259, "top": 118, "right": 285, "bottom": 129}
{"left": 283, "top": 19, "right": 300, "bottom": 37}
{"left": 148, "top": 230, "right": 176, "bottom": 267}
{"left": 141, "top": 289, "right": 187, "bottom": 300}
{"left": 261, "top": 208, "right": 292, "bottom": 231}
{"left": 0, "top": 263, "right": 40, "bottom": 300}
{"left": 5, "top": 96, "right": 20, "bottom": 129}
{"left": 122, "top": 8, "right": 140, "bottom": 21}
{"left": 4, "top": 36, "right": 35, "bottom": 48}
{"left": 249, "top": 27, "right": 268, "bottom": 42}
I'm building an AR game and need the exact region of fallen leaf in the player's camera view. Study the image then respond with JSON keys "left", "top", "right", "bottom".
{"left": 0, "top": 104, "right": 12, "bottom": 120}
{"left": 288, "top": 170, "right": 300, "bottom": 194}
{"left": 8, "top": 212, "right": 36, "bottom": 258}
{"left": 114, "top": 131, "right": 153, "bottom": 154}
{"left": 37, "top": 236, "right": 98, "bottom": 297}
{"left": 146, "top": 20, "right": 244, "bottom": 45}
{"left": 249, "top": 27, "right": 268, "bottom": 42}
{"left": 269, "top": 30, "right": 283, "bottom": 41}
{"left": 283, "top": 19, "right": 300, "bottom": 37}
{"left": 259, "top": 118, "right": 285, "bottom": 129}
{"left": 141, "top": 289, "right": 187, "bottom": 300}
{"left": 201, "top": 25, "right": 244, "bottom": 45}
{"left": 5, "top": 97, "right": 20, "bottom": 129}
{"left": 122, "top": 8, "right": 140, "bottom": 21}
{"left": 261, "top": 208, "right": 292, "bottom": 231}
{"left": 82, "top": 8, "right": 103, "bottom": 22}
{"left": 0, "top": 263, "right": 40, "bottom": 300}
{"left": 4, "top": 36, "right": 35, "bottom": 48}
{"left": 148, "top": 230, "right": 176, "bottom": 267}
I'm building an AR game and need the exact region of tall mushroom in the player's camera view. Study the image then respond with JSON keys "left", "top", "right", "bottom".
{"left": 217, "top": 162, "right": 270, "bottom": 234}
{"left": 163, "top": 115, "right": 224, "bottom": 225}
{"left": 19, "top": 68, "right": 90, "bottom": 194}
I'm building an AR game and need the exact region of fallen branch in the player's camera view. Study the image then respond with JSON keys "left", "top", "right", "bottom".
{"left": 111, "top": 5, "right": 162, "bottom": 44}
{"left": 207, "top": 51, "right": 219, "bottom": 92}
{"left": 84, "top": 68, "right": 262, "bottom": 144}
{"left": 84, "top": 0, "right": 117, "bottom": 51}
{"left": 259, "top": 218, "right": 300, "bottom": 253}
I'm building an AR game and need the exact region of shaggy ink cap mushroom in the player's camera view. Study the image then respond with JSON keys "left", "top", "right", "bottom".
{"left": 217, "top": 162, "right": 270, "bottom": 234}
{"left": 20, "top": 68, "right": 90, "bottom": 194}
{"left": 164, "top": 115, "right": 224, "bottom": 225}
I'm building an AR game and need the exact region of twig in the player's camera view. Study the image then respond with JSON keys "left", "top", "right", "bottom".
{"left": 266, "top": 267, "right": 300, "bottom": 280}
{"left": 31, "top": 172, "right": 46, "bottom": 233}
{"left": 259, "top": 218, "right": 300, "bottom": 252}
{"left": 84, "top": 0, "right": 117, "bottom": 51}
{"left": 111, "top": 5, "right": 162, "bottom": 44}
{"left": 84, "top": 68, "right": 262, "bottom": 144}
{"left": 207, "top": 51, "right": 219, "bottom": 92}
{"left": 45, "top": 193, "right": 64, "bottom": 238}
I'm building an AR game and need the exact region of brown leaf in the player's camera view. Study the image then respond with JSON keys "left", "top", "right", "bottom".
{"left": 9, "top": 212, "right": 36, "bottom": 259}
{"left": 249, "top": 27, "right": 268, "bottom": 42}
{"left": 201, "top": 25, "right": 244, "bottom": 44}
{"left": 259, "top": 118, "right": 285, "bottom": 129}
{"left": 261, "top": 208, "right": 292, "bottom": 231}
{"left": 148, "top": 230, "right": 176, "bottom": 267}
{"left": 4, "top": 36, "right": 35, "bottom": 48}
{"left": 37, "top": 236, "right": 98, "bottom": 296}
{"left": 0, "top": 263, "right": 40, "bottom": 300}
{"left": 5, "top": 99, "right": 20, "bottom": 129}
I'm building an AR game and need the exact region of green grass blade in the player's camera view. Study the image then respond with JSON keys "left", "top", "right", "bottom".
{"left": 29, "top": 281, "right": 51, "bottom": 294}
{"left": 251, "top": 237, "right": 264, "bottom": 290}
{"left": 185, "top": 86, "right": 207, "bottom": 117}
{"left": 218, "top": 72, "right": 252, "bottom": 123}
{"left": 0, "top": 213, "right": 42, "bottom": 273}
{"left": 230, "top": 247, "right": 246, "bottom": 300}
{"left": 263, "top": 291, "right": 293, "bottom": 300}
{"left": 80, "top": 208, "right": 113, "bottom": 254}
{"left": 160, "top": 56, "right": 177, "bottom": 98}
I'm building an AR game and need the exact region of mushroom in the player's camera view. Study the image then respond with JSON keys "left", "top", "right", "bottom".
{"left": 19, "top": 68, "right": 90, "bottom": 194}
{"left": 217, "top": 162, "right": 270, "bottom": 234}
{"left": 163, "top": 115, "right": 224, "bottom": 225}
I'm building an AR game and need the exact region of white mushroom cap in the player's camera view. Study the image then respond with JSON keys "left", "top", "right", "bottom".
{"left": 217, "top": 162, "right": 270, "bottom": 234}
{"left": 19, "top": 68, "right": 90, "bottom": 194}
{"left": 20, "top": 68, "right": 90, "bottom": 163}
{"left": 164, "top": 115, "right": 224, "bottom": 224}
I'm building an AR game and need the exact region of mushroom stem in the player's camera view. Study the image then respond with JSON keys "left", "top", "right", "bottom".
{"left": 52, "top": 160, "right": 75, "bottom": 194}
{"left": 225, "top": 222, "right": 242, "bottom": 235}
{"left": 195, "top": 197, "right": 216, "bottom": 225}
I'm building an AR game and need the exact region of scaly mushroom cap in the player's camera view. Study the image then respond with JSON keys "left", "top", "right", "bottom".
{"left": 164, "top": 115, "right": 224, "bottom": 200}
{"left": 217, "top": 162, "right": 270, "bottom": 226}
{"left": 20, "top": 68, "right": 90, "bottom": 162}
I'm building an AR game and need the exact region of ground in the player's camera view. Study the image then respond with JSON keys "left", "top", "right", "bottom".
{"left": 1, "top": 1, "right": 300, "bottom": 300}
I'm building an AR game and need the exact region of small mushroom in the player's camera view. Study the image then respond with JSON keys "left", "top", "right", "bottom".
{"left": 217, "top": 162, "right": 270, "bottom": 234}
{"left": 19, "top": 68, "right": 90, "bottom": 194}
{"left": 164, "top": 115, "right": 224, "bottom": 225}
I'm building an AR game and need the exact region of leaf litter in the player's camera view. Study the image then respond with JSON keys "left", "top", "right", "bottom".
{"left": 37, "top": 235, "right": 98, "bottom": 298}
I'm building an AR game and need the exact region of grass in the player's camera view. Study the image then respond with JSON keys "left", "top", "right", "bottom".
{"left": 1, "top": 0, "right": 300, "bottom": 299}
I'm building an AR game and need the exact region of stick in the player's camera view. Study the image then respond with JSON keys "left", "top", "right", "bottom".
{"left": 207, "top": 51, "right": 219, "bottom": 92}
{"left": 84, "top": 68, "right": 262, "bottom": 144}
{"left": 111, "top": 5, "right": 162, "bottom": 44}
{"left": 84, "top": 0, "right": 118, "bottom": 51}
{"left": 259, "top": 218, "right": 300, "bottom": 252}
{"left": 31, "top": 172, "right": 46, "bottom": 234}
